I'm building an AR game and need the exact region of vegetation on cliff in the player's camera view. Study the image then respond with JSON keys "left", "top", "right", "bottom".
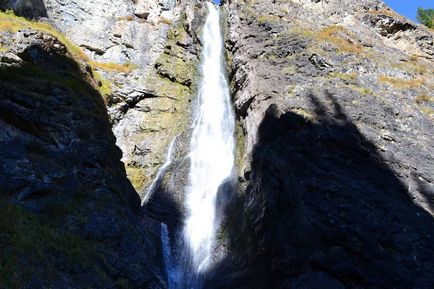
{"left": 0, "top": 10, "right": 136, "bottom": 99}
{"left": 417, "top": 7, "right": 434, "bottom": 29}
{"left": 0, "top": 9, "right": 164, "bottom": 288}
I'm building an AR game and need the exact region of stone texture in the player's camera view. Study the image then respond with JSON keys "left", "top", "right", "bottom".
{"left": 114, "top": 2, "right": 207, "bottom": 198}
{"left": 37, "top": 0, "right": 197, "bottom": 198}
{"left": 1, "top": 0, "right": 47, "bottom": 18}
{"left": 0, "top": 0, "right": 207, "bottom": 287}
{"left": 205, "top": 0, "right": 434, "bottom": 288}
{"left": 2, "top": 0, "right": 207, "bottom": 200}
{"left": 0, "top": 29, "right": 165, "bottom": 288}
{"left": 2, "top": 0, "right": 434, "bottom": 288}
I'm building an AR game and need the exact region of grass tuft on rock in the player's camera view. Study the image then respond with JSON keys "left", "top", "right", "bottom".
{"left": 378, "top": 75, "right": 424, "bottom": 89}
{"left": 0, "top": 11, "right": 136, "bottom": 77}
{"left": 0, "top": 201, "right": 96, "bottom": 287}
{"left": 318, "top": 25, "right": 363, "bottom": 54}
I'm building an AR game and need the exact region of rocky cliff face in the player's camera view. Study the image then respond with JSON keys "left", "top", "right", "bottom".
{"left": 205, "top": 0, "right": 434, "bottom": 288}
{"left": 0, "top": 0, "right": 207, "bottom": 288}
{"left": 2, "top": 0, "right": 434, "bottom": 288}
{"left": 2, "top": 0, "right": 206, "bottom": 197}
{"left": 0, "top": 29, "right": 165, "bottom": 288}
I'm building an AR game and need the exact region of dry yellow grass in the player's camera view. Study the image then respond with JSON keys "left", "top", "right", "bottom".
{"left": 318, "top": 25, "right": 363, "bottom": 54}
{"left": 350, "top": 85, "right": 373, "bottom": 96}
{"left": 0, "top": 10, "right": 138, "bottom": 97}
{"left": 415, "top": 94, "right": 433, "bottom": 104}
{"left": 0, "top": 11, "right": 137, "bottom": 75}
{"left": 420, "top": 106, "right": 434, "bottom": 117}
{"left": 92, "top": 70, "right": 113, "bottom": 100}
{"left": 89, "top": 61, "right": 137, "bottom": 74}
{"left": 117, "top": 15, "right": 135, "bottom": 22}
{"left": 368, "top": 9, "right": 397, "bottom": 18}
{"left": 330, "top": 72, "right": 358, "bottom": 81}
{"left": 378, "top": 75, "right": 424, "bottom": 89}
{"left": 0, "top": 10, "right": 89, "bottom": 62}
{"left": 258, "top": 14, "right": 280, "bottom": 24}
{"left": 0, "top": 11, "right": 137, "bottom": 99}
{"left": 159, "top": 17, "right": 173, "bottom": 25}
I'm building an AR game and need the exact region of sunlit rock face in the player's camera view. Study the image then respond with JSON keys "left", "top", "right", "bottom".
{"left": 2, "top": 0, "right": 208, "bottom": 199}
{"left": 38, "top": 0, "right": 206, "bottom": 199}
{"left": 0, "top": 0, "right": 207, "bottom": 287}
{"left": 203, "top": 0, "right": 434, "bottom": 288}
{"left": 1, "top": 0, "right": 434, "bottom": 288}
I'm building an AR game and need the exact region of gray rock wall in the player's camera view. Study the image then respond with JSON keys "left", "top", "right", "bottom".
{"left": 0, "top": 29, "right": 165, "bottom": 288}
{"left": 206, "top": 0, "right": 434, "bottom": 288}
{"left": 2, "top": 0, "right": 207, "bottom": 198}
{"left": 0, "top": 0, "right": 207, "bottom": 287}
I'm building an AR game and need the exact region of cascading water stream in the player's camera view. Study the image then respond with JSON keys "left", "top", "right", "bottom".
{"left": 169, "top": 2, "right": 236, "bottom": 289}
{"left": 157, "top": 3, "right": 234, "bottom": 288}
{"left": 161, "top": 223, "right": 179, "bottom": 289}
{"left": 142, "top": 137, "right": 177, "bottom": 205}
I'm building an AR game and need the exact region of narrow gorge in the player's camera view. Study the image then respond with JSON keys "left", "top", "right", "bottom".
{"left": 1, "top": 0, "right": 434, "bottom": 289}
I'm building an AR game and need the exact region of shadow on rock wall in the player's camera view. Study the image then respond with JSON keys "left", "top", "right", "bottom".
{"left": 0, "top": 41, "right": 163, "bottom": 288}
{"left": 143, "top": 184, "right": 184, "bottom": 228}
{"left": 205, "top": 92, "right": 434, "bottom": 289}
{"left": 0, "top": 0, "right": 47, "bottom": 18}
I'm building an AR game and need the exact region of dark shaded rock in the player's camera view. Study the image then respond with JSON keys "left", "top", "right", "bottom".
{"left": 209, "top": 0, "right": 434, "bottom": 288}
{"left": 0, "top": 30, "right": 164, "bottom": 288}
{"left": 288, "top": 272, "right": 345, "bottom": 289}
{"left": 309, "top": 54, "right": 333, "bottom": 70}
{"left": 0, "top": 0, "right": 47, "bottom": 18}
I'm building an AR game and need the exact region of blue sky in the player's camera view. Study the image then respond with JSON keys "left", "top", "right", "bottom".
{"left": 384, "top": 0, "right": 433, "bottom": 21}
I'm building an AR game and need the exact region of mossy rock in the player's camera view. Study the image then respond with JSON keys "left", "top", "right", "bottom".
{"left": 155, "top": 52, "right": 197, "bottom": 87}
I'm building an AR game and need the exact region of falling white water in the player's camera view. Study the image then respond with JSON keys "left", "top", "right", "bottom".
{"left": 183, "top": 1, "right": 235, "bottom": 276}
{"left": 142, "top": 137, "right": 177, "bottom": 205}
{"left": 161, "top": 223, "right": 180, "bottom": 288}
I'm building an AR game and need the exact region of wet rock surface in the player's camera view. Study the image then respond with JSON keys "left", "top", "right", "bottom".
{"left": 207, "top": 0, "right": 434, "bottom": 288}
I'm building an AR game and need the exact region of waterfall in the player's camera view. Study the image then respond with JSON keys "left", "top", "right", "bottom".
{"left": 160, "top": 3, "right": 235, "bottom": 288}
{"left": 181, "top": 1, "right": 235, "bottom": 287}
{"left": 142, "top": 137, "right": 177, "bottom": 205}
{"left": 161, "top": 223, "right": 179, "bottom": 288}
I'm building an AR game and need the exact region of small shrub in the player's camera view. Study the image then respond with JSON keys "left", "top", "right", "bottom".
{"left": 117, "top": 15, "right": 135, "bottom": 21}
{"left": 409, "top": 55, "right": 419, "bottom": 62}
{"left": 417, "top": 8, "right": 434, "bottom": 29}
